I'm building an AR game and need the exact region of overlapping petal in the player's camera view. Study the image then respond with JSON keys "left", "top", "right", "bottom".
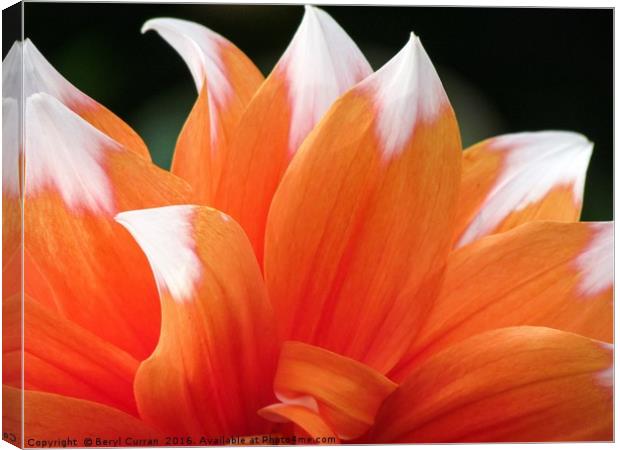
{"left": 260, "top": 341, "right": 397, "bottom": 440}
{"left": 391, "top": 221, "right": 613, "bottom": 379}
{"left": 370, "top": 327, "right": 613, "bottom": 443}
{"left": 213, "top": 6, "right": 372, "bottom": 262}
{"left": 143, "top": 18, "right": 264, "bottom": 203}
{"left": 264, "top": 33, "right": 461, "bottom": 374}
{"left": 3, "top": 295, "right": 139, "bottom": 415}
{"left": 455, "top": 131, "right": 592, "bottom": 248}
{"left": 24, "top": 92, "right": 191, "bottom": 359}
{"left": 259, "top": 404, "right": 339, "bottom": 444}
{"left": 116, "top": 205, "right": 278, "bottom": 437}
{"left": 3, "top": 40, "right": 150, "bottom": 158}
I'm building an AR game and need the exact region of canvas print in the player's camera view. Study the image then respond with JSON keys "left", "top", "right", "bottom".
{"left": 1, "top": 2, "right": 614, "bottom": 447}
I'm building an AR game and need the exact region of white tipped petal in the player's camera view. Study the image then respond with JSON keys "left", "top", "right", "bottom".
{"left": 279, "top": 5, "right": 372, "bottom": 152}
{"left": 596, "top": 343, "right": 614, "bottom": 388}
{"left": 3, "top": 98, "right": 20, "bottom": 196}
{"left": 142, "top": 17, "right": 238, "bottom": 148}
{"left": 359, "top": 33, "right": 448, "bottom": 159}
{"left": 577, "top": 222, "right": 613, "bottom": 296}
{"left": 458, "top": 131, "right": 593, "bottom": 247}
{"left": 141, "top": 18, "right": 229, "bottom": 96}
{"left": 115, "top": 205, "right": 202, "bottom": 303}
{"left": 19, "top": 39, "right": 89, "bottom": 104}
{"left": 25, "top": 93, "right": 119, "bottom": 213}
{"left": 2, "top": 41, "right": 22, "bottom": 101}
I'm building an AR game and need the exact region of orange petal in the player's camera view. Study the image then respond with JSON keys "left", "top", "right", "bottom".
{"left": 116, "top": 205, "right": 279, "bottom": 437}
{"left": 370, "top": 326, "right": 613, "bottom": 443}
{"left": 455, "top": 131, "right": 592, "bottom": 248}
{"left": 3, "top": 386, "right": 158, "bottom": 447}
{"left": 24, "top": 93, "right": 191, "bottom": 359}
{"left": 3, "top": 294, "right": 139, "bottom": 415}
{"left": 143, "top": 18, "right": 264, "bottom": 202}
{"left": 4, "top": 248, "right": 60, "bottom": 314}
{"left": 267, "top": 341, "right": 397, "bottom": 440}
{"left": 3, "top": 386, "right": 21, "bottom": 447}
{"left": 213, "top": 5, "right": 372, "bottom": 262}
{"left": 259, "top": 404, "right": 339, "bottom": 445}
{"left": 2, "top": 40, "right": 150, "bottom": 158}
{"left": 391, "top": 221, "right": 613, "bottom": 379}
{"left": 264, "top": 33, "right": 461, "bottom": 373}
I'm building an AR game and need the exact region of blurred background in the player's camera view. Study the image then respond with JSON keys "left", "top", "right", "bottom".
{"left": 4, "top": 3, "right": 613, "bottom": 220}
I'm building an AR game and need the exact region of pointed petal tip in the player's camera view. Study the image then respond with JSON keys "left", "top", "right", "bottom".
{"left": 456, "top": 129, "right": 596, "bottom": 248}
{"left": 491, "top": 129, "right": 594, "bottom": 198}
{"left": 115, "top": 205, "right": 202, "bottom": 304}
{"left": 140, "top": 19, "right": 153, "bottom": 34}
{"left": 360, "top": 29, "right": 449, "bottom": 158}
{"left": 4, "top": 39, "right": 22, "bottom": 57}
{"left": 280, "top": 2, "right": 372, "bottom": 152}
{"left": 141, "top": 17, "right": 179, "bottom": 35}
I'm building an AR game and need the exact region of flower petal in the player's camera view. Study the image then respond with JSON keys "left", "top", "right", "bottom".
{"left": 2, "top": 96, "right": 22, "bottom": 294}
{"left": 213, "top": 5, "right": 372, "bottom": 262}
{"left": 4, "top": 247, "right": 61, "bottom": 314}
{"left": 455, "top": 131, "right": 592, "bottom": 248}
{"left": 143, "top": 17, "right": 264, "bottom": 202}
{"left": 3, "top": 294, "right": 139, "bottom": 415}
{"left": 264, "top": 34, "right": 461, "bottom": 373}
{"left": 258, "top": 404, "right": 339, "bottom": 444}
{"left": 370, "top": 326, "right": 613, "bottom": 443}
{"left": 3, "top": 386, "right": 158, "bottom": 447}
{"left": 115, "top": 205, "right": 278, "bottom": 437}
{"left": 3, "top": 40, "right": 150, "bottom": 158}
{"left": 24, "top": 93, "right": 191, "bottom": 359}
{"left": 266, "top": 341, "right": 397, "bottom": 440}
{"left": 391, "top": 221, "right": 613, "bottom": 379}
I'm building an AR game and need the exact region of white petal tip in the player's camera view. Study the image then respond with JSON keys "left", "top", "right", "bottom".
{"left": 281, "top": 3, "right": 372, "bottom": 153}
{"left": 576, "top": 222, "right": 613, "bottom": 297}
{"left": 456, "top": 130, "right": 595, "bottom": 248}
{"left": 25, "top": 93, "right": 118, "bottom": 213}
{"left": 140, "top": 21, "right": 153, "bottom": 34}
{"left": 115, "top": 206, "right": 202, "bottom": 303}
{"left": 361, "top": 33, "right": 448, "bottom": 158}
{"left": 491, "top": 130, "right": 594, "bottom": 201}
{"left": 595, "top": 342, "right": 613, "bottom": 389}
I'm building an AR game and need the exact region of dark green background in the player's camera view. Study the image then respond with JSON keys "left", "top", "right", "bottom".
{"left": 5, "top": 3, "right": 614, "bottom": 220}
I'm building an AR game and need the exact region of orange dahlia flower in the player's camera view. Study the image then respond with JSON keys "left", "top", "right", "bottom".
{"left": 2, "top": 5, "right": 613, "bottom": 446}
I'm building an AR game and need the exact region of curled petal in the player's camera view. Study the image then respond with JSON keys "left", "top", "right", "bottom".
{"left": 3, "top": 40, "right": 149, "bottom": 158}
{"left": 455, "top": 131, "right": 592, "bottom": 248}
{"left": 213, "top": 5, "right": 372, "bottom": 262}
{"left": 391, "top": 221, "right": 613, "bottom": 379}
{"left": 116, "top": 206, "right": 278, "bottom": 437}
{"left": 143, "top": 17, "right": 264, "bottom": 202}
{"left": 266, "top": 341, "right": 397, "bottom": 440}
{"left": 24, "top": 93, "right": 191, "bottom": 359}
{"left": 371, "top": 327, "right": 613, "bottom": 443}
{"left": 259, "top": 404, "right": 339, "bottom": 444}
{"left": 265, "top": 33, "right": 461, "bottom": 373}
